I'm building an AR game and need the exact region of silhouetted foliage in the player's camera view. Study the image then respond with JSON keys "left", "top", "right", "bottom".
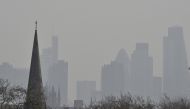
{"left": 0, "top": 78, "right": 26, "bottom": 109}
{"left": 159, "top": 95, "right": 190, "bottom": 109}
{"left": 86, "top": 94, "right": 190, "bottom": 109}
{"left": 87, "top": 94, "right": 155, "bottom": 109}
{"left": 9, "top": 86, "right": 26, "bottom": 109}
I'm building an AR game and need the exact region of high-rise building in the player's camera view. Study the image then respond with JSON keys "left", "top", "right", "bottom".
{"left": 77, "top": 81, "right": 96, "bottom": 105}
{"left": 130, "top": 43, "right": 153, "bottom": 97}
{"left": 45, "top": 85, "right": 61, "bottom": 109}
{"left": 115, "top": 49, "right": 130, "bottom": 93}
{"left": 48, "top": 60, "right": 68, "bottom": 105}
{"left": 41, "top": 36, "right": 68, "bottom": 105}
{"left": 58, "top": 87, "right": 61, "bottom": 107}
{"left": 41, "top": 47, "right": 52, "bottom": 84}
{"left": 101, "top": 49, "right": 129, "bottom": 96}
{"left": 41, "top": 36, "right": 59, "bottom": 84}
{"left": 163, "top": 26, "right": 189, "bottom": 96}
{"left": 0, "top": 62, "right": 28, "bottom": 88}
{"left": 152, "top": 76, "right": 162, "bottom": 100}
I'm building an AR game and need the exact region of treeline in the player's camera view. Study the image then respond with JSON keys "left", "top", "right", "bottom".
{"left": 0, "top": 78, "right": 190, "bottom": 109}
{"left": 86, "top": 94, "right": 190, "bottom": 109}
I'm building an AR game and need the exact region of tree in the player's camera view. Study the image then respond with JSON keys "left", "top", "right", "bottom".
{"left": 0, "top": 78, "right": 26, "bottom": 109}
{"left": 9, "top": 86, "right": 26, "bottom": 109}
{"left": 0, "top": 79, "right": 10, "bottom": 109}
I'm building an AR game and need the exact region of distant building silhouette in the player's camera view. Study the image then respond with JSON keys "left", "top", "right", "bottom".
{"left": 130, "top": 43, "right": 153, "bottom": 97}
{"left": 101, "top": 45, "right": 162, "bottom": 98}
{"left": 77, "top": 81, "right": 96, "bottom": 105}
{"left": 115, "top": 49, "right": 130, "bottom": 93}
{"left": 24, "top": 22, "right": 46, "bottom": 109}
{"left": 41, "top": 36, "right": 59, "bottom": 84}
{"left": 163, "top": 26, "right": 190, "bottom": 96}
{"left": 41, "top": 36, "right": 68, "bottom": 105}
{"left": 58, "top": 87, "right": 61, "bottom": 107}
{"left": 48, "top": 60, "right": 68, "bottom": 105}
{"left": 101, "top": 49, "right": 129, "bottom": 96}
{"left": 45, "top": 85, "right": 61, "bottom": 109}
{"left": 152, "top": 76, "right": 162, "bottom": 99}
{"left": 0, "top": 62, "right": 28, "bottom": 87}
{"left": 91, "top": 90, "right": 102, "bottom": 102}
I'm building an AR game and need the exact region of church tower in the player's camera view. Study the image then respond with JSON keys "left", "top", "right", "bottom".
{"left": 24, "top": 22, "right": 46, "bottom": 109}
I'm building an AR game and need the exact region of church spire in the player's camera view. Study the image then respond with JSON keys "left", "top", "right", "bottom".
{"left": 24, "top": 22, "right": 46, "bottom": 109}
{"left": 35, "top": 21, "right": 38, "bottom": 30}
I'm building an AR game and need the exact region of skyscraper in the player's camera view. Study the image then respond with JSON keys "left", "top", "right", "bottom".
{"left": 48, "top": 60, "right": 68, "bottom": 105}
{"left": 163, "top": 26, "right": 189, "bottom": 96}
{"left": 101, "top": 49, "right": 129, "bottom": 96}
{"left": 41, "top": 36, "right": 69, "bottom": 105}
{"left": 115, "top": 49, "right": 130, "bottom": 93}
{"left": 24, "top": 22, "right": 46, "bottom": 109}
{"left": 130, "top": 43, "right": 153, "bottom": 97}
{"left": 152, "top": 76, "right": 162, "bottom": 99}
{"left": 41, "top": 36, "right": 59, "bottom": 84}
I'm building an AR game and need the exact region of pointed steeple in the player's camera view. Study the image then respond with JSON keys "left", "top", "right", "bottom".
{"left": 24, "top": 22, "right": 46, "bottom": 109}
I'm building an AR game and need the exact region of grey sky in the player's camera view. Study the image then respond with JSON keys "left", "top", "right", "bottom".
{"left": 0, "top": 0, "right": 190, "bottom": 101}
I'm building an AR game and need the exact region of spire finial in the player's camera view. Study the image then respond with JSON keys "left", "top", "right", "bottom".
{"left": 35, "top": 21, "right": 37, "bottom": 30}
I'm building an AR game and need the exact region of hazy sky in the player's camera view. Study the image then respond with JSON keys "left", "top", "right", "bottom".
{"left": 0, "top": 0, "right": 190, "bottom": 101}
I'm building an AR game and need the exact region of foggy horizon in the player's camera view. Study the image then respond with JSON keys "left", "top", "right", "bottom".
{"left": 0, "top": 0, "right": 190, "bottom": 105}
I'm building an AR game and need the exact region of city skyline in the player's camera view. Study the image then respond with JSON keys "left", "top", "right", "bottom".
{"left": 0, "top": 0, "right": 190, "bottom": 103}
{"left": 0, "top": 25, "right": 189, "bottom": 103}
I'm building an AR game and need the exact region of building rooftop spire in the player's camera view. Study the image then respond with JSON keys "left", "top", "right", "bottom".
{"left": 35, "top": 21, "right": 38, "bottom": 30}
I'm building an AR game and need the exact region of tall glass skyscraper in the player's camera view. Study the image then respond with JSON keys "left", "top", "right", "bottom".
{"left": 163, "top": 26, "right": 189, "bottom": 97}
